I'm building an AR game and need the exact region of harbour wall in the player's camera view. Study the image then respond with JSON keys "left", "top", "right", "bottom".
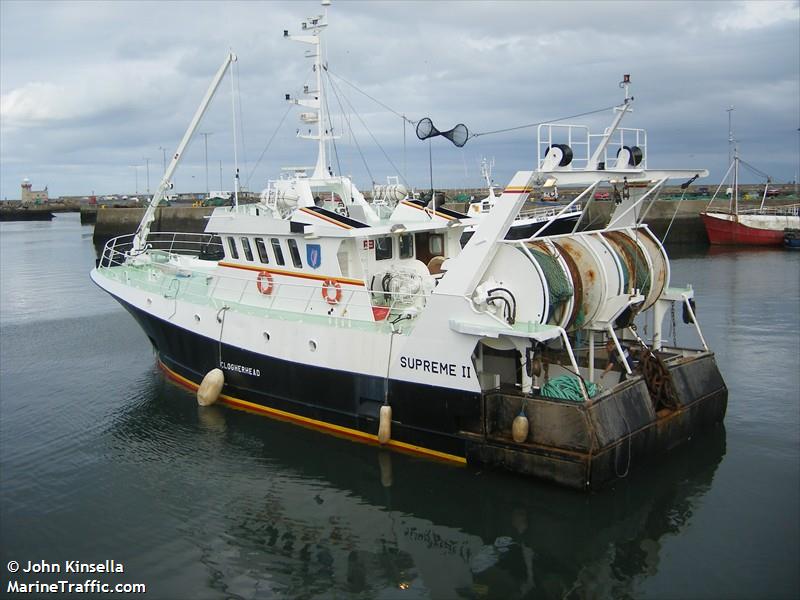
{"left": 91, "top": 201, "right": 711, "bottom": 248}
{"left": 90, "top": 196, "right": 792, "bottom": 249}
{"left": 93, "top": 207, "right": 214, "bottom": 250}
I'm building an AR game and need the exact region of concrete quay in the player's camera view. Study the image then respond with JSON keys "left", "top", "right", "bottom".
{"left": 90, "top": 193, "right": 798, "bottom": 250}
{"left": 93, "top": 206, "right": 214, "bottom": 250}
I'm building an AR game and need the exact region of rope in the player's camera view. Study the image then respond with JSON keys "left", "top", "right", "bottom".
{"left": 327, "top": 67, "right": 618, "bottom": 147}
{"left": 326, "top": 73, "right": 375, "bottom": 185}
{"left": 326, "top": 68, "right": 416, "bottom": 125}
{"left": 662, "top": 189, "right": 687, "bottom": 243}
{"left": 738, "top": 157, "right": 771, "bottom": 181}
{"left": 246, "top": 67, "right": 315, "bottom": 187}
{"left": 540, "top": 374, "right": 598, "bottom": 401}
{"left": 321, "top": 73, "right": 343, "bottom": 177}
{"left": 234, "top": 60, "right": 248, "bottom": 185}
{"left": 216, "top": 306, "right": 229, "bottom": 366}
{"left": 527, "top": 246, "right": 573, "bottom": 320}
{"left": 469, "top": 104, "right": 619, "bottom": 139}
{"left": 327, "top": 72, "right": 411, "bottom": 189}
{"left": 245, "top": 103, "right": 293, "bottom": 188}
{"left": 614, "top": 412, "right": 632, "bottom": 478}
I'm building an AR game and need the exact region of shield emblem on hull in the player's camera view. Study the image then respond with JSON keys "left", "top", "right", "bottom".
{"left": 307, "top": 244, "right": 322, "bottom": 269}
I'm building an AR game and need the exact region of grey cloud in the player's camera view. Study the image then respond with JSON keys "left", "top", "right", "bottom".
{"left": 1, "top": 0, "right": 798, "bottom": 199}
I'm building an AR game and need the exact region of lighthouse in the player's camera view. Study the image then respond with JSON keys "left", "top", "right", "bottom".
{"left": 20, "top": 178, "right": 48, "bottom": 204}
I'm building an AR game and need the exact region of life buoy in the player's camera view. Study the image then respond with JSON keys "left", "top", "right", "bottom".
{"left": 321, "top": 279, "right": 342, "bottom": 305}
{"left": 256, "top": 271, "right": 274, "bottom": 295}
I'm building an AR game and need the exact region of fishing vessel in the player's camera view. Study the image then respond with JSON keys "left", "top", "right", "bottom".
{"left": 462, "top": 158, "right": 583, "bottom": 244}
{"left": 92, "top": 4, "right": 727, "bottom": 489}
{"left": 700, "top": 111, "right": 800, "bottom": 245}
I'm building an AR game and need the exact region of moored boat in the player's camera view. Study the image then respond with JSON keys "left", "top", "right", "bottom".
{"left": 784, "top": 228, "right": 800, "bottom": 249}
{"left": 700, "top": 110, "right": 800, "bottom": 245}
{"left": 462, "top": 158, "right": 582, "bottom": 244}
{"left": 91, "top": 4, "right": 726, "bottom": 490}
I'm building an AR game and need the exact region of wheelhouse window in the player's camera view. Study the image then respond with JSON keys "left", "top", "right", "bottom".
{"left": 287, "top": 239, "right": 303, "bottom": 268}
{"left": 429, "top": 234, "right": 444, "bottom": 256}
{"left": 254, "top": 237, "right": 269, "bottom": 264}
{"left": 271, "top": 238, "right": 285, "bottom": 266}
{"left": 227, "top": 237, "right": 239, "bottom": 260}
{"left": 375, "top": 236, "right": 393, "bottom": 261}
{"left": 399, "top": 234, "right": 414, "bottom": 259}
{"left": 241, "top": 237, "right": 254, "bottom": 262}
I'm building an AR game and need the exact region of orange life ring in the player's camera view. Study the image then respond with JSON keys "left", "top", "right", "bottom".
{"left": 256, "top": 271, "right": 274, "bottom": 295}
{"left": 321, "top": 279, "right": 342, "bottom": 305}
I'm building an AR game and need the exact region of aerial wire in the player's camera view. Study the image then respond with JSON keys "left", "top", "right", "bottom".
{"left": 326, "top": 71, "right": 375, "bottom": 185}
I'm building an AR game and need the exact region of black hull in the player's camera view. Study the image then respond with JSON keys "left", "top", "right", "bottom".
{"left": 118, "top": 298, "right": 479, "bottom": 463}
{"left": 113, "top": 296, "right": 727, "bottom": 490}
{"left": 461, "top": 213, "right": 580, "bottom": 245}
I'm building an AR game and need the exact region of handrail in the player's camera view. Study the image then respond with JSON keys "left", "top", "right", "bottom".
{"left": 96, "top": 236, "right": 433, "bottom": 329}
{"left": 737, "top": 203, "right": 799, "bottom": 216}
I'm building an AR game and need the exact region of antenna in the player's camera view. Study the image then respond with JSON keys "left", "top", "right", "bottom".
{"left": 619, "top": 74, "right": 632, "bottom": 103}
{"left": 726, "top": 105, "right": 735, "bottom": 165}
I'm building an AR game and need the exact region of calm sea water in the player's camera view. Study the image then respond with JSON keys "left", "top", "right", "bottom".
{"left": 1, "top": 213, "right": 798, "bottom": 599}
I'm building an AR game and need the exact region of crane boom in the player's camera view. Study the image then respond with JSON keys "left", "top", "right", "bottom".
{"left": 132, "top": 52, "right": 237, "bottom": 252}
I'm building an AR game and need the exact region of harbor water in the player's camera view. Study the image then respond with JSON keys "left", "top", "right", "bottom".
{"left": 1, "top": 213, "right": 798, "bottom": 599}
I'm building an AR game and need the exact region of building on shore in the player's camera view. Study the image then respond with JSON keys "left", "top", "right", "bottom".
{"left": 21, "top": 178, "right": 49, "bottom": 204}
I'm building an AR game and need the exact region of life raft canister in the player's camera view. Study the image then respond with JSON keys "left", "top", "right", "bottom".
{"left": 322, "top": 279, "right": 342, "bottom": 305}
{"left": 256, "top": 271, "right": 274, "bottom": 295}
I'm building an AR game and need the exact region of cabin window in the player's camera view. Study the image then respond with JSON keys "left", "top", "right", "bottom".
{"left": 227, "top": 237, "right": 239, "bottom": 260}
{"left": 399, "top": 234, "right": 414, "bottom": 259}
{"left": 287, "top": 239, "right": 303, "bottom": 268}
{"left": 254, "top": 237, "right": 269, "bottom": 264}
{"left": 241, "top": 237, "right": 254, "bottom": 262}
{"left": 429, "top": 234, "right": 444, "bottom": 256}
{"left": 375, "top": 236, "right": 393, "bottom": 261}
{"left": 271, "top": 238, "right": 285, "bottom": 266}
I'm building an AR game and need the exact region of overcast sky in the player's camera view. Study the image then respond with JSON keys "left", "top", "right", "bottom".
{"left": 1, "top": 0, "right": 798, "bottom": 199}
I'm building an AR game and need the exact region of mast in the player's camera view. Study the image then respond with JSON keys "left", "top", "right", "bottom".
{"left": 481, "top": 157, "right": 496, "bottom": 201}
{"left": 727, "top": 106, "right": 735, "bottom": 166}
{"left": 733, "top": 144, "right": 739, "bottom": 216}
{"left": 285, "top": 0, "right": 336, "bottom": 180}
{"left": 586, "top": 74, "right": 634, "bottom": 170}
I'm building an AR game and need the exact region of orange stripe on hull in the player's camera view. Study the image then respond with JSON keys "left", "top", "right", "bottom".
{"left": 400, "top": 200, "right": 455, "bottom": 221}
{"left": 158, "top": 360, "right": 467, "bottom": 465}
{"left": 218, "top": 261, "right": 365, "bottom": 286}
{"left": 298, "top": 207, "right": 353, "bottom": 229}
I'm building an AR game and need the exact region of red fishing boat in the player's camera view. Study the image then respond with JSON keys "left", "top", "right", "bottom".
{"left": 700, "top": 117, "right": 799, "bottom": 245}
{"left": 702, "top": 206, "right": 800, "bottom": 245}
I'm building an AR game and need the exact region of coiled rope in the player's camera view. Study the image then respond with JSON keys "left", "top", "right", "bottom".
{"left": 527, "top": 246, "right": 573, "bottom": 322}
{"left": 541, "top": 375, "right": 598, "bottom": 402}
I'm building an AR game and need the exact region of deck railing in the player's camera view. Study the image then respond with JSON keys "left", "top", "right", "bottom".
{"left": 737, "top": 203, "right": 799, "bottom": 217}
{"left": 97, "top": 233, "right": 430, "bottom": 332}
{"left": 99, "top": 232, "right": 223, "bottom": 267}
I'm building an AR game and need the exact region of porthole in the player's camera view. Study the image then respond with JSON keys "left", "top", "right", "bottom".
{"left": 263, "top": 331, "right": 271, "bottom": 342}
{"left": 309, "top": 340, "right": 317, "bottom": 352}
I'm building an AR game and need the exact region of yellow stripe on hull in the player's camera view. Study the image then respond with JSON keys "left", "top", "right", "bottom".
{"left": 159, "top": 360, "right": 467, "bottom": 465}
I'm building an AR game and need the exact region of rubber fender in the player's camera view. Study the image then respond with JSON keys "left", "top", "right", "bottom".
{"left": 197, "top": 368, "right": 224, "bottom": 406}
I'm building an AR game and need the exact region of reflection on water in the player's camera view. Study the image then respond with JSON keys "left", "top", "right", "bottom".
{"left": 1, "top": 215, "right": 798, "bottom": 599}
{"left": 99, "top": 377, "right": 726, "bottom": 599}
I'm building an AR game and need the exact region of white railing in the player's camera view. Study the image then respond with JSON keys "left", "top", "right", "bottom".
{"left": 99, "top": 232, "right": 223, "bottom": 267}
{"left": 738, "top": 203, "right": 799, "bottom": 216}
{"left": 97, "top": 233, "right": 431, "bottom": 331}
{"left": 518, "top": 202, "right": 582, "bottom": 220}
